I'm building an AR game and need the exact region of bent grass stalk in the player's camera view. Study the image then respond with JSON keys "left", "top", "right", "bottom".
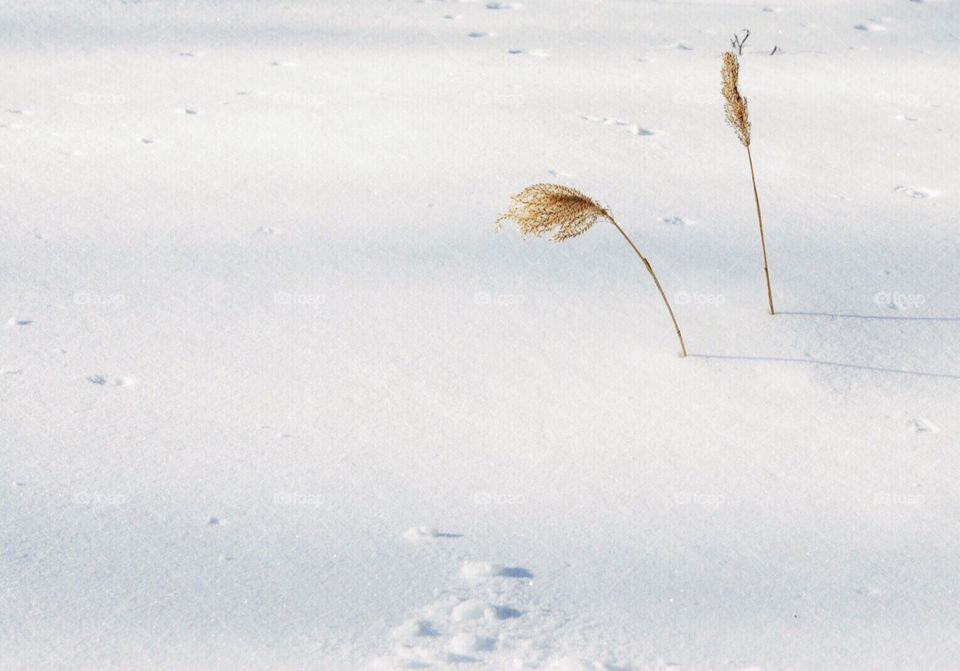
{"left": 722, "top": 51, "right": 775, "bottom": 315}
{"left": 496, "top": 183, "right": 687, "bottom": 357}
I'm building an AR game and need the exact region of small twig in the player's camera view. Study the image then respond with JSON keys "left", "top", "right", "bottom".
{"left": 730, "top": 28, "right": 750, "bottom": 56}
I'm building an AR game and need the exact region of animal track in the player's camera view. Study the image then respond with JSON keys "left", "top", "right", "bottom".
{"left": 461, "top": 561, "right": 533, "bottom": 583}
{"left": 373, "top": 527, "right": 617, "bottom": 669}
{"left": 894, "top": 185, "right": 939, "bottom": 199}
{"left": 854, "top": 19, "right": 891, "bottom": 32}
{"left": 580, "top": 114, "right": 657, "bottom": 137}
{"left": 372, "top": 555, "right": 546, "bottom": 669}
{"left": 402, "top": 526, "right": 461, "bottom": 541}
{"left": 661, "top": 216, "right": 696, "bottom": 227}
{"left": 507, "top": 48, "right": 549, "bottom": 57}
{"left": 87, "top": 375, "right": 136, "bottom": 387}
{"left": 909, "top": 417, "right": 939, "bottom": 433}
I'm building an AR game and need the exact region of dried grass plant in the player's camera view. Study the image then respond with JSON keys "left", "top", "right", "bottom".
{"left": 722, "top": 51, "right": 775, "bottom": 314}
{"left": 497, "top": 184, "right": 687, "bottom": 357}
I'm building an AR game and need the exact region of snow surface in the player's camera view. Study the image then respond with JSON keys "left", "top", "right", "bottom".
{"left": 2, "top": 0, "right": 960, "bottom": 669}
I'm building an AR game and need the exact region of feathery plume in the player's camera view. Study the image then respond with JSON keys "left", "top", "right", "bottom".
{"left": 497, "top": 183, "right": 688, "bottom": 357}
{"left": 721, "top": 51, "right": 775, "bottom": 314}
{"left": 495, "top": 183, "right": 612, "bottom": 242}
{"left": 722, "top": 51, "right": 751, "bottom": 147}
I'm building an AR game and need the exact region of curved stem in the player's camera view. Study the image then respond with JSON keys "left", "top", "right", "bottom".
{"left": 607, "top": 218, "right": 687, "bottom": 357}
{"left": 747, "top": 145, "right": 775, "bottom": 315}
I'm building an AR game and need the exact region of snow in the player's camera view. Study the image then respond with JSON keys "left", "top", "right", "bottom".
{"left": 2, "top": 0, "right": 959, "bottom": 669}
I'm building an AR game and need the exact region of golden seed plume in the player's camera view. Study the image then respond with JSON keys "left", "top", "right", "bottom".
{"left": 496, "top": 183, "right": 613, "bottom": 242}
{"left": 721, "top": 51, "right": 751, "bottom": 147}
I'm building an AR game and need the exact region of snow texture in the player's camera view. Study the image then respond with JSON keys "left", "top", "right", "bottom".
{"left": 2, "top": 0, "right": 959, "bottom": 669}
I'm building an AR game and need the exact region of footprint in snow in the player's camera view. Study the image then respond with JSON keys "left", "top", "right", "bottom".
{"left": 909, "top": 418, "right": 939, "bottom": 434}
{"left": 372, "top": 556, "right": 601, "bottom": 669}
{"left": 6, "top": 318, "right": 33, "bottom": 327}
{"left": 451, "top": 599, "right": 520, "bottom": 622}
{"left": 486, "top": 1, "right": 522, "bottom": 9}
{"left": 461, "top": 560, "right": 533, "bottom": 583}
{"left": 468, "top": 31, "right": 496, "bottom": 38}
{"left": 580, "top": 114, "right": 657, "bottom": 136}
{"left": 402, "top": 526, "right": 463, "bottom": 541}
{"left": 894, "top": 185, "right": 938, "bottom": 199}
{"left": 373, "top": 562, "right": 536, "bottom": 668}
{"left": 507, "top": 47, "right": 549, "bottom": 57}
{"left": 176, "top": 108, "right": 199, "bottom": 115}
{"left": 854, "top": 19, "right": 890, "bottom": 32}
{"left": 270, "top": 60, "right": 297, "bottom": 67}
{"left": 449, "top": 632, "right": 497, "bottom": 655}
{"left": 87, "top": 375, "right": 136, "bottom": 387}
{"left": 661, "top": 216, "right": 696, "bottom": 227}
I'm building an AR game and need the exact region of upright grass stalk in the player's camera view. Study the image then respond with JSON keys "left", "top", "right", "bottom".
{"left": 722, "top": 51, "right": 775, "bottom": 315}
{"left": 496, "top": 183, "right": 687, "bottom": 357}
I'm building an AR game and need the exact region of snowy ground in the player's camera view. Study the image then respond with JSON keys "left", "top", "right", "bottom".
{"left": 2, "top": 1, "right": 960, "bottom": 669}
